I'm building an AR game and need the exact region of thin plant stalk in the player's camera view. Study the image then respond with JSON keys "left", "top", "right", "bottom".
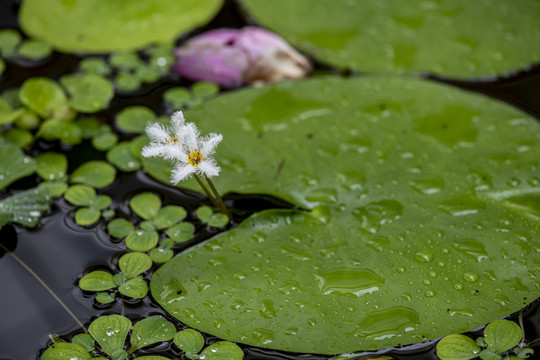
{"left": 519, "top": 312, "right": 525, "bottom": 348}
{"left": 193, "top": 174, "right": 220, "bottom": 209}
{"left": 0, "top": 243, "right": 87, "bottom": 333}
{"left": 205, "top": 176, "right": 233, "bottom": 220}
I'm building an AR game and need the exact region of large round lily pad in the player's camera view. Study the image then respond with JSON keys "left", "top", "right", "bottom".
{"left": 150, "top": 76, "right": 540, "bottom": 354}
{"left": 19, "top": 0, "right": 223, "bottom": 53}
{"left": 241, "top": 0, "right": 540, "bottom": 78}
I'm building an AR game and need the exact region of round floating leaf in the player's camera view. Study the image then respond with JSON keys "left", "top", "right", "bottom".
{"left": 153, "top": 205, "right": 187, "bottom": 230}
{"left": 130, "top": 192, "right": 161, "bottom": 220}
{"left": 75, "top": 207, "right": 101, "bottom": 226}
{"left": 125, "top": 230, "right": 159, "bottom": 252}
{"left": 93, "top": 195, "right": 112, "bottom": 211}
{"left": 71, "top": 161, "right": 116, "bottom": 188}
{"left": 241, "top": 0, "right": 540, "bottom": 78}
{"left": 130, "top": 315, "right": 176, "bottom": 352}
{"left": 38, "top": 118, "right": 82, "bottom": 145}
{"left": 65, "top": 185, "right": 96, "bottom": 206}
{"left": 200, "top": 341, "right": 244, "bottom": 360}
{"left": 118, "top": 276, "right": 148, "bottom": 298}
{"left": 118, "top": 251, "right": 152, "bottom": 279}
{"left": 151, "top": 77, "right": 540, "bottom": 353}
{"left": 0, "top": 98, "right": 23, "bottom": 125}
{"left": 116, "top": 106, "right": 156, "bottom": 134}
{"left": 135, "top": 65, "right": 161, "bottom": 83}
{"left": 436, "top": 334, "right": 481, "bottom": 360}
{"left": 36, "top": 152, "right": 67, "bottom": 181}
{"left": 80, "top": 57, "right": 111, "bottom": 76}
{"left": 0, "top": 28, "right": 21, "bottom": 57}
{"left": 72, "top": 334, "right": 95, "bottom": 352}
{"left": 17, "top": 39, "right": 53, "bottom": 60}
{"left": 41, "top": 342, "right": 92, "bottom": 360}
{"left": 75, "top": 117, "right": 101, "bottom": 138}
{"left": 164, "top": 88, "right": 192, "bottom": 110}
{"left": 19, "top": 77, "right": 67, "bottom": 118}
{"left": 14, "top": 109, "right": 40, "bottom": 130}
{"left": 20, "top": 0, "right": 224, "bottom": 53}
{"left": 60, "top": 74, "right": 114, "bottom": 113}
{"left": 115, "top": 72, "right": 141, "bottom": 92}
{"left": 149, "top": 247, "right": 174, "bottom": 263}
{"left": 107, "top": 142, "right": 141, "bottom": 172}
{"left": 107, "top": 218, "right": 135, "bottom": 238}
{"left": 195, "top": 206, "right": 213, "bottom": 222}
{"left": 484, "top": 320, "right": 522, "bottom": 354}
{"left": 88, "top": 315, "right": 131, "bottom": 356}
{"left": 0, "top": 140, "right": 36, "bottom": 190}
{"left": 192, "top": 82, "right": 219, "bottom": 100}
{"left": 110, "top": 52, "right": 141, "bottom": 70}
{"left": 79, "top": 270, "right": 116, "bottom": 291}
{"left": 207, "top": 213, "right": 229, "bottom": 228}
{"left": 173, "top": 329, "right": 205, "bottom": 356}
{"left": 2, "top": 128, "right": 33, "bottom": 148}
{"left": 92, "top": 132, "right": 118, "bottom": 151}
{"left": 165, "top": 222, "right": 195, "bottom": 243}
{"left": 96, "top": 292, "right": 116, "bottom": 304}
{"left": 38, "top": 181, "right": 68, "bottom": 197}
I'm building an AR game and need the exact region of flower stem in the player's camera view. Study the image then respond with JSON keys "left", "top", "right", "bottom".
{"left": 205, "top": 176, "right": 233, "bottom": 221}
{"left": 0, "top": 243, "right": 87, "bottom": 333}
{"left": 193, "top": 174, "right": 220, "bottom": 209}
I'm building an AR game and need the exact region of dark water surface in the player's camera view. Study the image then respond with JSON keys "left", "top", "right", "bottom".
{"left": 0, "top": 0, "right": 539, "bottom": 359}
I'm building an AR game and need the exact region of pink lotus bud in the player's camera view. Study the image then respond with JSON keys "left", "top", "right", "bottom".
{"left": 172, "top": 27, "right": 312, "bottom": 89}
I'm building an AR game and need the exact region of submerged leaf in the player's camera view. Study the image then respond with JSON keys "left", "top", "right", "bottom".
{"left": 129, "top": 315, "right": 176, "bottom": 352}
{"left": 88, "top": 315, "right": 131, "bottom": 356}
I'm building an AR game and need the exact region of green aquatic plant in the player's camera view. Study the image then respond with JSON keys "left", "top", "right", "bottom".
{"left": 71, "top": 161, "right": 117, "bottom": 188}
{"left": 64, "top": 185, "right": 114, "bottom": 226}
{"left": 0, "top": 28, "right": 52, "bottom": 61}
{"left": 0, "top": 140, "right": 35, "bottom": 190}
{"left": 195, "top": 205, "right": 229, "bottom": 228}
{"left": 164, "top": 82, "right": 220, "bottom": 111}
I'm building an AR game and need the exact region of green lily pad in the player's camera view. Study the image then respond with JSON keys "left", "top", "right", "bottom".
{"left": 37, "top": 118, "right": 82, "bottom": 145}
{"left": 79, "top": 270, "right": 116, "bottom": 292}
{"left": 199, "top": 341, "right": 244, "bottom": 360}
{"left": 36, "top": 152, "right": 67, "bottom": 181}
{"left": 20, "top": 0, "right": 223, "bottom": 53}
{"left": 88, "top": 315, "right": 131, "bottom": 356}
{"left": 484, "top": 320, "right": 522, "bottom": 354}
{"left": 149, "top": 247, "right": 174, "bottom": 263}
{"left": 0, "top": 28, "right": 21, "bottom": 58}
{"left": 108, "top": 218, "right": 135, "bottom": 238}
{"left": 165, "top": 222, "right": 195, "bottom": 243}
{"left": 0, "top": 187, "right": 52, "bottom": 227}
{"left": 196, "top": 206, "right": 213, "bottom": 222}
{"left": 241, "top": 0, "right": 540, "bottom": 78}
{"left": 125, "top": 230, "right": 159, "bottom": 252}
{"left": 118, "top": 276, "right": 148, "bottom": 298}
{"left": 71, "top": 161, "right": 116, "bottom": 188}
{"left": 19, "top": 77, "right": 67, "bottom": 118}
{"left": 130, "top": 192, "right": 161, "bottom": 220}
{"left": 129, "top": 315, "right": 176, "bottom": 352}
{"left": 118, "top": 252, "right": 152, "bottom": 279}
{"left": 80, "top": 57, "right": 111, "bottom": 76}
{"left": 75, "top": 208, "right": 101, "bottom": 226}
{"left": 116, "top": 106, "right": 156, "bottom": 134}
{"left": 110, "top": 52, "right": 141, "bottom": 70}
{"left": 173, "top": 329, "right": 205, "bottom": 357}
{"left": 107, "top": 142, "right": 141, "bottom": 172}
{"left": 164, "top": 88, "right": 192, "bottom": 110}
{"left": 150, "top": 77, "right": 540, "bottom": 354}
{"left": 75, "top": 117, "right": 102, "bottom": 138}
{"left": 17, "top": 39, "right": 53, "bottom": 60}
{"left": 60, "top": 74, "right": 114, "bottom": 113}
{"left": 0, "top": 141, "right": 35, "bottom": 190}
{"left": 153, "top": 205, "right": 187, "bottom": 230}
{"left": 207, "top": 213, "right": 229, "bottom": 228}
{"left": 115, "top": 72, "right": 141, "bottom": 92}
{"left": 41, "top": 342, "right": 92, "bottom": 360}
{"left": 92, "top": 132, "right": 118, "bottom": 151}
{"left": 65, "top": 185, "right": 96, "bottom": 207}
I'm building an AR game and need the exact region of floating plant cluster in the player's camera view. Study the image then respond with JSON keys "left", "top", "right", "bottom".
{"left": 0, "top": 1, "right": 539, "bottom": 360}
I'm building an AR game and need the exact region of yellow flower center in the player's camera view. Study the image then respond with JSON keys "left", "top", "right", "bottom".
{"left": 188, "top": 150, "right": 204, "bottom": 167}
{"left": 164, "top": 136, "right": 179, "bottom": 144}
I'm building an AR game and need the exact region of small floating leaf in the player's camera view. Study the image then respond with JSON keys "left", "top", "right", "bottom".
{"left": 93, "top": 195, "right": 111, "bottom": 211}
{"left": 92, "top": 132, "right": 118, "bottom": 151}
{"left": 436, "top": 334, "right": 481, "bottom": 360}
{"left": 118, "top": 276, "right": 148, "bottom": 298}
{"left": 38, "top": 180, "right": 67, "bottom": 197}
{"left": 153, "top": 205, "right": 187, "bottom": 230}
{"left": 163, "top": 88, "right": 191, "bottom": 110}
{"left": 80, "top": 57, "right": 111, "bottom": 76}
{"left": 116, "top": 106, "right": 156, "bottom": 134}
{"left": 108, "top": 218, "right": 135, "bottom": 238}
{"left": 65, "top": 185, "right": 96, "bottom": 206}
{"left": 60, "top": 73, "right": 114, "bottom": 113}
{"left": 75, "top": 117, "right": 102, "bottom": 138}
{"left": 71, "top": 161, "right": 116, "bottom": 188}
{"left": 207, "top": 213, "right": 229, "bottom": 228}
{"left": 115, "top": 72, "right": 141, "bottom": 92}
{"left": 130, "top": 192, "right": 161, "bottom": 220}
{"left": 0, "top": 140, "right": 35, "bottom": 190}
{"left": 37, "top": 119, "right": 82, "bottom": 145}
{"left": 130, "top": 315, "right": 176, "bottom": 352}
{"left": 0, "top": 186, "right": 52, "bottom": 227}
{"left": 96, "top": 292, "right": 116, "bottom": 304}
{"left": 195, "top": 206, "right": 213, "bottom": 222}
{"left": 75, "top": 208, "right": 101, "bottom": 226}
{"left": 165, "top": 222, "right": 195, "bottom": 243}
{"left": 199, "top": 341, "right": 244, "bottom": 360}
{"left": 192, "top": 82, "right": 219, "bottom": 100}
{"left": 0, "top": 29, "right": 21, "bottom": 57}
{"left": 110, "top": 52, "right": 141, "bottom": 70}
{"left": 106, "top": 142, "right": 141, "bottom": 172}
{"left": 19, "top": 77, "right": 67, "bottom": 118}
{"left": 118, "top": 252, "right": 152, "bottom": 279}
{"left": 173, "top": 329, "right": 205, "bottom": 357}
{"left": 41, "top": 342, "right": 92, "bottom": 360}
{"left": 17, "top": 39, "right": 53, "bottom": 60}
{"left": 88, "top": 315, "right": 131, "bottom": 356}
{"left": 125, "top": 230, "right": 159, "bottom": 252}
{"left": 484, "top": 320, "right": 522, "bottom": 354}
{"left": 72, "top": 334, "right": 95, "bottom": 352}
{"left": 79, "top": 271, "right": 116, "bottom": 291}
{"left": 36, "top": 152, "right": 67, "bottom": 181}
{"left": 2, "top": 128, "right": 33, "bottom": 148}
{"left": 0, "top": 98, "right": 22, "bottom": 125}
{"left": 149, "top": 247, "right": 174, "bottom": 263}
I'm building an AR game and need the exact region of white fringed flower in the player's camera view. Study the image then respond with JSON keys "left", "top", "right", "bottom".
{"left": 170, "top": 122, "right": 222, "bottom": 184}
{"left": 141, "top": 111, "right": 187, "bottom": 161}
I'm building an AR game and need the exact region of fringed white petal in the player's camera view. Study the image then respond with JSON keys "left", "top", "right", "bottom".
{"left": 145, "top": 123, "right": 169, "bottom": 142}
{"left": 171, "top": 163, "right": 196, "bottom": 184}
{"left": 197, "top": 159, "right": 220, "bottom": 178}
{"left": 141, "top": 144, "right": 166, "bottom": 158}
{"left": 171, "top": 111, "right": 186, "bottom": 134}
{"left": 183, "top": 123, "right": 200, "bottom": 151}
{"left": 162, "top": 144, "right": 188, "bottom": 162}
{"left": 200, "top": 133, "right": 223, "bottom": 157}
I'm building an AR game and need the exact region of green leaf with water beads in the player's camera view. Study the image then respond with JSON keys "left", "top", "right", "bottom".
{"left": 17, "top": 39, "right": 53, "bottom": 60}
{"left": 37, "top": 118, "right": 82, "bottom": 145}
{"left": 200, "top": 341, "right": 244, "bottom": 360}
{"left": 165, "top": 222, "right": 195, "bottom": 243}
{"left": 79, "top": 270, "right": 116, "bottom": 292}
{"left": 107, "top": 142, "right": 141, "bottom": 172}
{"left": 153, "top": 205, "right": 187, "bottom": 230}
{"left": 0, "top": 187, "right": 51, "bottom": 228}
{"left": 119, "top": 252, "right": 152, "bottom": 279}
{"left": 89, "top": 315, "right": 132, "bottom": 356}
{"left": 72, "top": 334, "right": 95, "bottom": 352}
{"left": 80, "top": 58, "right": 111, "bottom": 76}
{"left": 484, "top": 320, "right": 522, "bottom": 354}
{"left": 437, "top": 334, "right": 482, "bottom": 360}
{"left": 118, "top": 276, "right": 148, "bottom": 298}
{"left": 41, "top": 342, "right": 92, "bottom": 360}
{"left": 60, "top": 74, "right": 114, "bottom": 113}
{"left": 195, "top": 206, "right": 213, "bottom": 222}
{"left": 71, "top": 161, "right": 116, "bottom": 188}
{"left": 173, "top": 329, "right": 205, "bottom": 358}
{"left": 0, "top": 29, "right": 21, "bottom": 58}
{"left": 19, "top": 77, "right": 67, "bottom": 118}
{"left": 75, "top": 208, "right": 101, "bottom": 226}
{"left": 130, "top": 192, "right": 161, "bottom": 220}
{"left": 116, "top": 106, "right": 156, "bottom": 134}
{"left": 36, "top": 152, "right": 67, "bottom": 181}
{"left": 0, "top": 141, "right": 35, "bottom": 190}
{"left": 207, "top": 213, "right": 229, "bottom": 228}
{"left": 65, "top": 185, "right": 95, "bottom": 206}
{"left": 129, "top": 315, "right": 176, "bottom": 352}
{"left": 125, "top": 230, "right": 159, "bottom": 252}
{"left": 96, "top": 292, "right": 115, "bottom": 304}
{"left": 2, "top": 128, "right": 33, "bottom": 148}
{"left": 149, "top": 247, "right": 174, "bottom": 263}
{"left": 108, "top": 218, "right": 135, "bottom": 238}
